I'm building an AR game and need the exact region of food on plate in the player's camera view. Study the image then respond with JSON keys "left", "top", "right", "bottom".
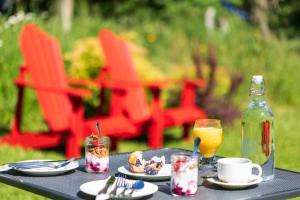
{"left": 144, "top": 156, "right": 165, "bottom": 175}
{"left": 128, "top": 151, "right": 165, "bottom": 175}
{"left": 128, "top": 151, "right": 145, "bottom": 173}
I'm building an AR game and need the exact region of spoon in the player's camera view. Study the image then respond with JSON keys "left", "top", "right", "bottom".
{"left": 125, "top": 180, "right": 145, "bottom": 197}
{"left": 192, "top": 137, "right": 201, "bottom": 156}
{"left": 132, "top": 180, "right": 144, "bottom": 189}
{"left": 117, "top": 179, "right": 144, "bottom": 197}
{"left": 179, "top": 137, "right": 201, "bottom": 172}
{"left": 96, "top": 122, "right": 101, "bottom": 137}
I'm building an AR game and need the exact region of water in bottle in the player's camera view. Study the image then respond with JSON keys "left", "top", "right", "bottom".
{"left": 241, "top": 75, "right": 275, "bottom": 181}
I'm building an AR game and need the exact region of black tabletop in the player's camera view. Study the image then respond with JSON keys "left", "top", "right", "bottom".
{"left": 0, "top": 148, "right": 299, "bottom": 200}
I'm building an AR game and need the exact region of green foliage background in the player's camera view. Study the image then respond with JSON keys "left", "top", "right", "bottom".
{"left": 0, "top": 0, "right": 299, "bottom": 199}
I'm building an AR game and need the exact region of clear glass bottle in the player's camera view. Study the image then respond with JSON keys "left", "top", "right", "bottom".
{"left": 241, "top": 75, "right": 275, "bottom": 181}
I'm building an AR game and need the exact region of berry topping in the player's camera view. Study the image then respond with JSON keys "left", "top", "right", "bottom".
{"left": 174, "top": 159, "right": 185, "bottom": 172}
{"left": 144, "top": 165, "right": 159, "bottom": 175}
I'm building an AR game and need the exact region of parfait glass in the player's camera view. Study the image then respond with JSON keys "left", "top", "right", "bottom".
{"left": 170, "top": 153, "right": 198, "bottom": 196}
{"left": 85, "top": 135, "right": 110, "bottom": 173}
{"left": 192, "top": 119, "right": 223, "bottom": 171}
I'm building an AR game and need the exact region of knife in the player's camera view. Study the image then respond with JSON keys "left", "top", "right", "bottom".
{"left": 97, "top": 176, "right": 116, "bottom": 195}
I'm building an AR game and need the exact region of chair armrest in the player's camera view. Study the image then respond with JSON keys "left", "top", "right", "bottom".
{"left": 15, "top": 80, "right": 91, "bottom": 97}
{"left": 184, "top": 79, "right": 206, "bottom": 87}
{"left": 98, "top": 80, "right": 128, "bottom": 91}
{"left": 68, "top": 78, "right": 98, "bottom": 88}
{"left": 69, "top": 78, "right": 128, "bottom": 96}
{"left": 180, "top": 79, "right": 206, "bottom": 107}
{"left": 143, "top": 79, "right": 206, "bottom": 109}
{"left": 143, "top": 79, "right": 206, "bottom": 90}
{"left": 68, "top": 66, "right": 110, "bottom": 88}
{"left": 142, "top": 80, "right": 180, "bottom": 90}
{"left": 66, "top": 87, "right": 91, "bottom": 97}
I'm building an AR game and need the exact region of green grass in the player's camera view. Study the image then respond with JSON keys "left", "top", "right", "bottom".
{"left": 0, "top": 146, "right": 63, "bottom": 200}
{"left": 0, "top": 1, "right": 300, "bottom": 199}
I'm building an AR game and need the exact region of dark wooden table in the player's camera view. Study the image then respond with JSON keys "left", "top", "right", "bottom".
{"left": 0, "top": 148, "right": 299, "bottom": 199}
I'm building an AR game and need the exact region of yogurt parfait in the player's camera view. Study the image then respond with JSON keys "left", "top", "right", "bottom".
{"left": 85, "top": 135, "right": 110, "bottom": 173}
{"left": 171, "top": 153, "right": 198, "bottom": 196}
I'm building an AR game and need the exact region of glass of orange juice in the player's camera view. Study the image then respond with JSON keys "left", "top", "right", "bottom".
{"left": 192, "top": 119, "right": 223, "bottom": 170}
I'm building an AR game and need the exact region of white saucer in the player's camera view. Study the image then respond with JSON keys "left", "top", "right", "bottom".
{"left": 118, "top": 164, "right": 171, "bottom": 181}
{"left": 9, "top": 160, "right": 79, "bottom": 176}
{"left": 80, "top": 177, "right": 158, "bottom": 199}
{"left": 206, "top": 175, "right": 263, "bottom": 189}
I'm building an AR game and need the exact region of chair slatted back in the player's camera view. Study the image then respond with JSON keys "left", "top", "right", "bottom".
{"left": 99, "top": 30, "right": 151, "bottom": 123}
{"left": 20, "top": 24, "right": 72, "bottom": 131}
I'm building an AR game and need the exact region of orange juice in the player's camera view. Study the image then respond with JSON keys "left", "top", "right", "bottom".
{"left": 192, "top": 127, "right": 223, "bottom": 158}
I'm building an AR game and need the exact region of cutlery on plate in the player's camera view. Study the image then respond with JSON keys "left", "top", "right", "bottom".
{"left": 118, "top": 179, "right": 144, "bottom": 197}
{"left": 109, "top": 174, "right": 126, "bottom": 197}
{"left": 95, "top": 176, "right": 116, "bottom": 200}
{"left": 7, "top": 157, "right": 78, "bottom": 169}
{"left": 52, "top": 157, "right": 78, "bottom": 169}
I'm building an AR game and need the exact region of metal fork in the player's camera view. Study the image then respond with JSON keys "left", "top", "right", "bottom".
{"left": 118, "top": 182, "right": 135, "bottom": 198}
{"left": 8, "top": 158, "right": 77, "bottom": 169}
{"left": 109, "top": 174, "right": 126, "bottom": 197}
{"left": 116, "top": 175, "right": 130, "bottom": 197}
{"left": 126, "top": 185, "right": 135, "bottom": 198}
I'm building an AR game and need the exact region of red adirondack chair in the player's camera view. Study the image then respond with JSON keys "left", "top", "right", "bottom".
{"left": 98, "top": 29, "right": 208, "bottom": 148}
{"left": 0, "top": 24, "right": 137, "bottom": 158}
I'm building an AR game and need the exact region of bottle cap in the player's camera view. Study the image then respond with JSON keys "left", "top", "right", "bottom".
{"left": 252, "top": 75, "right": 263, "bottom": 84}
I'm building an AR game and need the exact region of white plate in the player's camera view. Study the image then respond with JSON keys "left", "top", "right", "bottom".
{"left": 0, "top": 164, "right": 11, "bottom": 172}
{"left": 10, "top": 160, "right": 79, "bottom": 176}
{"left": 118, "top": 164, "right": 171, "bottom": 181}
{"left": 80, "top": 178, "right": 158, "bottom": 199}
{"left": 206, "top": 175, "right": 263, "bottom": 189}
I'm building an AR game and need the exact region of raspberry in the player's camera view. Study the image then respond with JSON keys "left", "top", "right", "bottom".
{"left": 103, "top": 167, "right": 109, "bottom": 172}
{"left": 186, "top": 189, "right": 192, "bottom": 196}
{"left": 174, "top": 159, "right": 185, "bottom": 172}
{"left": 90, "top": 162, "right": 100, "bottom": 171}
{"left": 172, "top": 186, "right": 183, "bottom": 195}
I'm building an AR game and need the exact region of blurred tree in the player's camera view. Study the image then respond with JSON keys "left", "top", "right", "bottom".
{"left": 269, "top": 0, "right": 300, "bottom": 38}
{"left": 242, "top": 0, "right": 300, "bottom": 38}
{"left": 192, "top": 43, "right": 244, "bottom": 125}
{"left": 59, "top": 0, "right": 74, "bottom": 32}
{"left": 249, "top": 0, "right": 271, "bottom": 40}
{"left": 0, "top": 0, "right": 55, "bottom": 16}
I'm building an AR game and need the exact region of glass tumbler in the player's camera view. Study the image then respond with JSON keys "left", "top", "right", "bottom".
{"left": 85, "top": 135, "right": 110, "bottom": 173}
{"left": 170, "top": 153, "right": 198, "bottom": 196}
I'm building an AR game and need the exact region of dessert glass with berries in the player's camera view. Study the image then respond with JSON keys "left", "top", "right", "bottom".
{"left": 85, "top": 134, "right": 110, "bottom": 173}
{"left": 170, "top": 153, "right": 198, "bottom": 196}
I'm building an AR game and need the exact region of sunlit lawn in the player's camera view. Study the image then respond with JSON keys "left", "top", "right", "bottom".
{"left": 0, "top": 105, "right": 299, "bottom": 199}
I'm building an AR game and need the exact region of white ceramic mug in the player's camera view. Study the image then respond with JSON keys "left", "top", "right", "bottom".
{"left": 217, "top": 158, "right": 262, "bottom": 183}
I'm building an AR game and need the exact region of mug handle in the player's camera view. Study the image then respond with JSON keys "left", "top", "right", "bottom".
{"left": 252, "top": 164, "right": 262, "bottom": 177}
